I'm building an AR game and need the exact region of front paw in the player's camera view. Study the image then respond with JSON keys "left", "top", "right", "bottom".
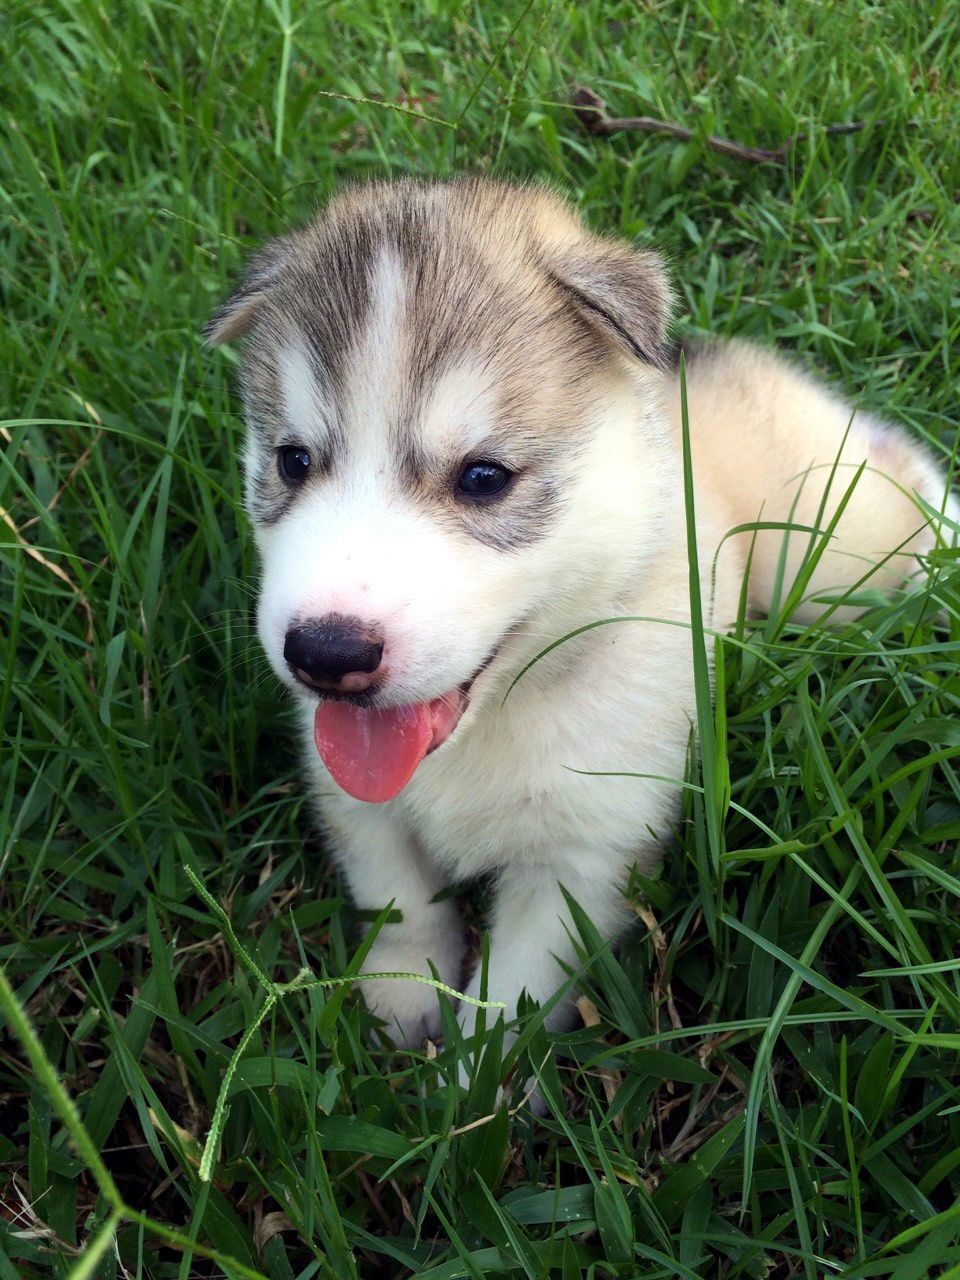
{"left": 359, "top": 934, "right": 464, "bottom": 1048}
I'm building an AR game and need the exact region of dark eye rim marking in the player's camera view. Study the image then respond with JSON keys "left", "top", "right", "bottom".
{"left": 455, "top": 458, "right": 516, "bottom": 502}
{"left": 277, "top": 444, "right": 312, "bottom": 485}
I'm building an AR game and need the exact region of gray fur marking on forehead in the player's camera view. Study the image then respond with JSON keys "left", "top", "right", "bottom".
{"left": 213, "top": 177, "right": 673, "bottom": 396}
{"left": 261, "top": 182, "right": 609, "bottom": 402}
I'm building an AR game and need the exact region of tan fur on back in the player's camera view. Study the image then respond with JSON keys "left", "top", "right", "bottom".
{"left": 671, "top": 341, "right": 957, "bottom": 623}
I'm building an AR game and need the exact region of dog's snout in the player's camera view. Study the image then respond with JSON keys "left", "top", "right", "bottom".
{"left": 284, "top": 616, "right": 384, "bottom": 693}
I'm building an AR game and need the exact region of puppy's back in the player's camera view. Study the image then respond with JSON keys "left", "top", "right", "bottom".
{"left": 669, "top": 341, "right": 957, "bottom": 623}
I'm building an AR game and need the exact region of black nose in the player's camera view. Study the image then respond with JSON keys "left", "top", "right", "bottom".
{"left": 283, "top": 617, "right": 384, "bottom": 686}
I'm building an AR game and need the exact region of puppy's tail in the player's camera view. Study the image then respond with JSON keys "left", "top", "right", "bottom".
{"left": 676, "top": 341, "right": 959, "bottom": 625}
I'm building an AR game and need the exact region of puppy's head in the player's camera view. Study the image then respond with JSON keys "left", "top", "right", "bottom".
{"left": 207, "top": 178, "right": 673, "bottom": 801}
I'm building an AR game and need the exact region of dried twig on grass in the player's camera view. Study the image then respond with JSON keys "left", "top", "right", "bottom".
{"left": 577, "top": 994, "right": 623, "bottom": 1119}
{"left": 572, "top": 87, "right": 913, "bottom": 167}
{"left": 632, "top": 901, "right": 683, "bottom": 1034}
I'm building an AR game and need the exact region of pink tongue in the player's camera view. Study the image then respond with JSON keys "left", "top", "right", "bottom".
{"left": 314, "top": 698, "right": 458, "bottom": 803}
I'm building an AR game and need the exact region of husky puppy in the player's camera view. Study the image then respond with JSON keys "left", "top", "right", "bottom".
{"left": 207, "top": 177, "right": 956, "bottom": 1050}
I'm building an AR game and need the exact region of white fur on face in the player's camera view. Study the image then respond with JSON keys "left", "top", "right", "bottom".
{"left": 417, "top": 360, "right": 501, "bottom": 463}
{"left": 250, "top": 269, "right": 664, "bottom": 711}
{"left": 338, "top": 248, "right": 408, "bottom": 472}
{"left": 255, "top": 483, "right": 516, "bottom": 705}
{"left": 278, "top": 339, "right": 333, "bottom": 449}
{"left": 252, "top": 248, "right": 523, "bottom": 703}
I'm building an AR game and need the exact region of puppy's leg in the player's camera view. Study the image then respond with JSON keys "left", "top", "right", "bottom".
{"left": 328, "top": 803, "right": 463, "bottom": 1046}
{"left": 458, "top": 860, "right": 632, "bottom": 1046}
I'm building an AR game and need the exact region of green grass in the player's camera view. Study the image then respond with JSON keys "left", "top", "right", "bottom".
{"left": 2, "top": 0, "right": 960, "bottom": 1276}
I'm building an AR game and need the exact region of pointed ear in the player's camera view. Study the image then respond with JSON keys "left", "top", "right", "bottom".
{"left": 203, "top": 237, "right": 293, "bottom": 346}
{"left": 547, "top": 237, "right": 674, "bottom": 371}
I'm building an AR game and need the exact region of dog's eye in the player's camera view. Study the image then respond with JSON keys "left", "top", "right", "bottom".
{"left": 456, "top": 460, "right": 513, "bottom": 499}
{"left": 277, "top": 445, "right": 311, "bottom": 484}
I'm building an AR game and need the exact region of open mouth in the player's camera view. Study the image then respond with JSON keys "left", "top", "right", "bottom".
{"left": 311, "top": 641, "right": 504, "bottom": 805}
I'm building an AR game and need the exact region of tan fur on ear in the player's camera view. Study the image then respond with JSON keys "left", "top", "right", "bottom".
{"left": 547, "top": 237, "right": 674, "bottom": 371}
{"left": 204, "top": 236, "right": 292, "bottom": 346}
